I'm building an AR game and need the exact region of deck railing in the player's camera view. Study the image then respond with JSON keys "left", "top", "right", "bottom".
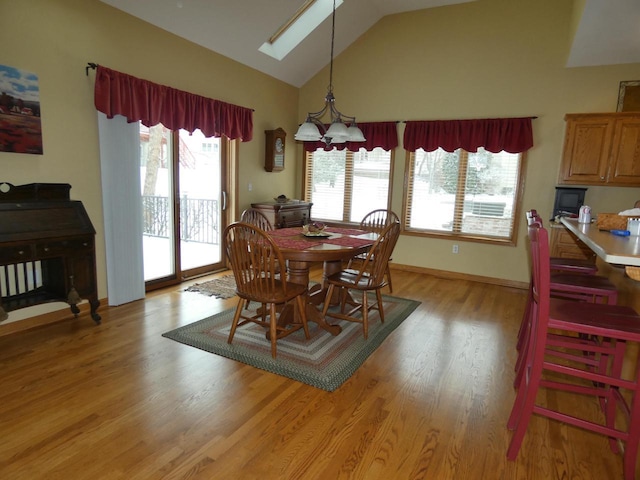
{"left": 142, "top": 195, "right": 220, "bottom": 245}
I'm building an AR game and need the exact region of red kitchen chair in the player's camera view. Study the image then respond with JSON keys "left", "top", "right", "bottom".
{"left": 507, "top": 222, "right": 640, "bottom": 480}
{"left": 515, "top": 213, "right": 618, "bottom": 386}
{"left": 518, "top": 215, "right": 617, "bottom": 368}
{"left": 528, "top": 210, "right": 598, "bottom": 275}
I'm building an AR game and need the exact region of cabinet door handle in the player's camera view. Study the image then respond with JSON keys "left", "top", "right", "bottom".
{"left": 221, "top": 191, "right": 227, "bottom": 211}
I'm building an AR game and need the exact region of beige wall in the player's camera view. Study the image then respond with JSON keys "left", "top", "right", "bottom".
{"left": 298, "top": 0, "right": 640, "bottom": 283}
{"left": 1, "top": 0, "right": 300, "bottom": 303}
{"left": 3, "top": 0, "right": 640, "bottom": 311}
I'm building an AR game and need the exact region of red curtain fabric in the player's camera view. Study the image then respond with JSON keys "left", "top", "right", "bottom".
{"left": 94, "top": 66, "right": 253, "bottom": 141}
{"left": 403, "top": 117, "right": 533, "bottom": 153}
{"left": 302, "top": 121, "right": 398, "bottom": 152}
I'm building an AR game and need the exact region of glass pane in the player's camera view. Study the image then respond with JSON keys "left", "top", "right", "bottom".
{"left": 140, "top": 124, "right": 175, "bottom": 281}
{"left": 309, "top": 148, "right": 346, "bottom": 221}
{"left": 409, "top": 148, "right": 459, "bottom": 231}
{"left": 178, "top": 129, "right": 222, "bottom": 270}
{"left": 461, "top": 148, "right": 519, "bottom": 237}
{"left": 350, "top": 148, "right": 391, "bottom": 222}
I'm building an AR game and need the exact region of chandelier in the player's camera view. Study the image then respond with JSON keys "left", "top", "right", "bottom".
{"left": 294, "top": 0, "right": 365, "bottom": 146}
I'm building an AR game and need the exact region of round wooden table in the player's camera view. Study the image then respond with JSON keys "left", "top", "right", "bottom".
{"left": 269, "top": 227, "right": 377, "bottom": 335}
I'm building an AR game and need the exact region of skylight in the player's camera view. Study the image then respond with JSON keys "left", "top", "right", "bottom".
{"left": 259, "top": 0, "right": 344, "bottom": 61}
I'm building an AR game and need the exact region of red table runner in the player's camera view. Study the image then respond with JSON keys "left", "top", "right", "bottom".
{"left": 272, "top": 237, "right": 323, "bottom": 249}
{"left": 268, "top": 227, "right": 303, "bottom": 237}
{"left": 322, "top": 236, "right": 374, "bottom": 248}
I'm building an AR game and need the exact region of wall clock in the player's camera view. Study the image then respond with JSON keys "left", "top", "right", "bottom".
{"left": 265, "top": 128, "right": 286, "bottom": 172}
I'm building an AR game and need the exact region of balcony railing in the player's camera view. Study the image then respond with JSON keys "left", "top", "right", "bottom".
{"left": 142, "top": 195, "right": 220, "bottom": 245}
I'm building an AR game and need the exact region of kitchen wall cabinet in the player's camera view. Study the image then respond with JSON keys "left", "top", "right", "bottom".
{"left": 559, "top": 113, "right": 640, "bottom": 187}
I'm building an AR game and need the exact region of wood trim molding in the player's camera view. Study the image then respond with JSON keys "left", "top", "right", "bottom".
{"left": 0, "top": 299, "right": 103, "bottom": 337}
{"left": 390, "top": 263, "right": 528, "bottom": 290}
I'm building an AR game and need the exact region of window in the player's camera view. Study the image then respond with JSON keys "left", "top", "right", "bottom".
{"left": 404, "top": 147, "right": 525, "bottom": 244}
{"left": 304, "top": 147, "right": 393, "bottom": 223}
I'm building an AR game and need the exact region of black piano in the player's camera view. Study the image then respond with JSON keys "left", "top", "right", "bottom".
{"left": 0, "top": 182, "right": 100, "bottom": 324}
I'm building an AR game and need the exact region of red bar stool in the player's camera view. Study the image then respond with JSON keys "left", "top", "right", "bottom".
{"left": 515, "top": 211, "right": 618, "bottom": 385}
{"left": 528, "top": 210, "right": 598, "bottom": 275}
{"left": 507, "top": 222, "right": 640, "bottom": 480}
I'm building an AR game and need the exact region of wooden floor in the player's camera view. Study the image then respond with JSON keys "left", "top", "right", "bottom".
{"left": 0, "top": 269, "right": 632, "bottom": 479}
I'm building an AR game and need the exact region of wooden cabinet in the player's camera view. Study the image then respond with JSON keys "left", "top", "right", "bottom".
{"left": 549, "top": 224, "right": 596, "bottom": 262}
{"left": 250, "top": 201, "right": 312, "bottom": 229}
{"left": 559, "top": 113, "right": 640, "bottom": 186}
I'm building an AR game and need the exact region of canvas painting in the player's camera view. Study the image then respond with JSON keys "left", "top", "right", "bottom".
{"left": 0, "top": 64, "right": 43, "bottom": 154}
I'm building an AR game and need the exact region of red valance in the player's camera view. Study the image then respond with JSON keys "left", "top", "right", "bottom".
{"left": 403, "top": 117, "right": 533, "bottom": 153}
{"left": 94, "top": 66, "right": 253, "bottom": 141}
{"left": 303, "top": 121, "right": 398, "bottom": 152}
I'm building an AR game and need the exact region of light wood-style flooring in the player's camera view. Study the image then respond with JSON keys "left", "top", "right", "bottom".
{"left": 0, "top": 269, "right": 632, "bottom": 479}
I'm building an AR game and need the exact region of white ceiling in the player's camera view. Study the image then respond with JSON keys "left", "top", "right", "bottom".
{"left": 100, "top": 0, "right": 640, "bottom": 88}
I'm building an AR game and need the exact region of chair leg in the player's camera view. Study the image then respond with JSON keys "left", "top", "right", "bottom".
{"left": 322, "top": 284, "right": 336, "bottom": 318}
{"left": 376, "top": 288, "right": 385, "bottom": 323}
{"left": 228, "top": 298, "right": 246, "bottom": 344}
{"left": 386, "top": 265, "right": 393, "bottom": 293}
{"left": 362, "top": 292, "right": 369, "bottom": 339}
{"left": 605, "top": 340, "right": 627, "bottom": 455}
{"left": 269, "top": 302, "right": 278, "bottom": 358}
{"left": 296, "top": 295, "right": 310, "bottom": 339}
{"left": 623, "top": 389, "right": 640, "bottom": 480}
{"left": 516, "top": 283, "right": 533, "bottom": 353}
{"left": 507, "top": 322, "right": 555, "bottom": 460}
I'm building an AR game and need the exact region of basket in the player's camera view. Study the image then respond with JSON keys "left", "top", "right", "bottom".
{"left": 596, "top": 213, "right": 640, "bottom": 231}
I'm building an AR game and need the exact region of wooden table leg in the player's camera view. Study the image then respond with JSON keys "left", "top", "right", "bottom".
{"left": 286, "top": 260, "right": 342, "bottom": 335}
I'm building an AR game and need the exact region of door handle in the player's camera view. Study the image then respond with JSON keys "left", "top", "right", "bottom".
{"left": 221, "top": 191, "right": 227, "bottom": 211}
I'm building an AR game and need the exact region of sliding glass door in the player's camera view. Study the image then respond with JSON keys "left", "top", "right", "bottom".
{"left": 140, "top": 124, "right": 227, "bottom": 287}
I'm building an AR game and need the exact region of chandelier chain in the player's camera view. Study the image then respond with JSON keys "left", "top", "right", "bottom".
{"left": 328, "top": 0, "right": 336, "bottom": 94}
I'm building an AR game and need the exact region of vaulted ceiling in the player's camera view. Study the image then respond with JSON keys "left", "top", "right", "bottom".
{"left": 99, "top": 0, "right": 640, "bottom": 88}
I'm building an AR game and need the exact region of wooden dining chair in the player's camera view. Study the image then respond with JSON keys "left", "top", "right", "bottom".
{"left": 240, "top": 208, "right": 278, "bottom": 309}
{"left": 321, "top": 220, "right": 400, "bottom": 339}
{"left": 348, "top": 209, "right": 400, "bottom": 292}
{"left": 507, "top": 222, "right": 640, "bottom": 480}
{"left": 240, "top": 208, "right": 274, "bottom": 231}
{"left": 223, "top": 222, "right": 310, "bottom": 358}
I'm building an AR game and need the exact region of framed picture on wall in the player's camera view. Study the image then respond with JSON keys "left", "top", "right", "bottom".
{"left": 616, "top": 80, "right": 640, "bottom": 112}
{"left": 0, "top": 64, "right": 43, "bottom": 154}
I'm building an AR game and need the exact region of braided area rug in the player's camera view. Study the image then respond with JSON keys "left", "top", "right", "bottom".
{"left": 163, "top": 294, "right": 420, "bottom": 391}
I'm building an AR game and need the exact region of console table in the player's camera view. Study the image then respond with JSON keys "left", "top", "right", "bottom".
{"left": 250, "top": 201, "right": 313, "bottom": 229}
{"left": 0, "top": 182, "right": 101, "bottom": 324}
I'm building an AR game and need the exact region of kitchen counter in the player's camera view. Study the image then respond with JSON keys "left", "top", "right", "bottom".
{"left": 560, "top": 217, "right": 640, "bottom": 267}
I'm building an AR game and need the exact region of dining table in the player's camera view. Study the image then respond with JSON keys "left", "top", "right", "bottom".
{"left": 267, "top": 225, "right": 377, "bottom": 335}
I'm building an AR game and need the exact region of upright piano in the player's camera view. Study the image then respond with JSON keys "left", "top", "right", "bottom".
{"left": 0, "top": 182, "right": 100, "bottom": 324}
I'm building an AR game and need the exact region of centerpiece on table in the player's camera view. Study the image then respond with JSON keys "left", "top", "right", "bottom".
{"left": 302, "top": 221, "right": 330, "bottom": 237}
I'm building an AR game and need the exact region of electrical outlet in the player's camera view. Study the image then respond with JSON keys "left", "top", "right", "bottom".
{"left": 452, "top": 244, "right": 459, "bottom": 254}
{"left": 248, "top": 182, "right": 252, "bottom": 191}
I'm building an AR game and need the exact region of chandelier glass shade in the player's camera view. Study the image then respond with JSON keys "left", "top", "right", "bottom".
{"left": 294, "top": 0, "right": 365, "bottom": 146}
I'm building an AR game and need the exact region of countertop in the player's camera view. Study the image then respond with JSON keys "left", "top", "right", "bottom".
{"left": 560, "top": 217, "right": 640, "bottom": 267}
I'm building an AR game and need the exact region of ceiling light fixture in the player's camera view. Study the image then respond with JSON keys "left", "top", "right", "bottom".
{"left": 294, "top": 0, "right": 365, "bottom": 146}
